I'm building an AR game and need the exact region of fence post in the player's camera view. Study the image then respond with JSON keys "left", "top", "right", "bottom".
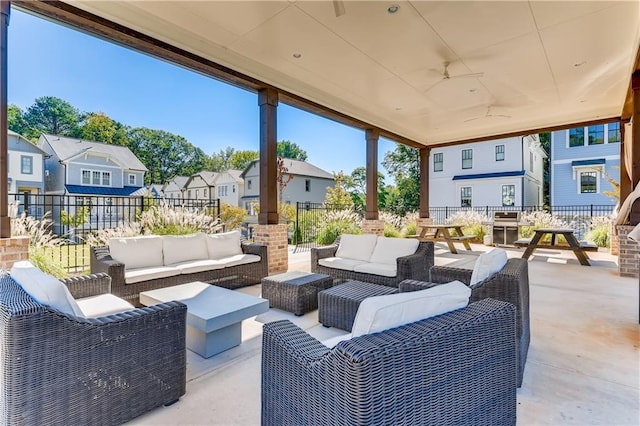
{"left": 217, "top": 198, "right": 221, "bottom": 218}
{"left": 590, "top": 204, "right": 593, "bottom": 217}
{"left": 295, "top": 202, "right": 300, "bottom": 247}
{"left": 22, "top": 191, "right": 29, "bottom": 216}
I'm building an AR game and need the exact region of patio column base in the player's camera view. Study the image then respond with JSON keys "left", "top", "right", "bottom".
{"left": 0, "top": 236, "right": 29, "bottom": 270}
{"left": 610, "top": 223, "right": 619, "bottom": 256}
{"left": 616, "top": 225, "right": 639, "bottom": 278}
{"left": 254, "top": 224, "right": 288, "bottom": 275}
{"left": 362, "top": 219, "right": 384, "bottom": 236}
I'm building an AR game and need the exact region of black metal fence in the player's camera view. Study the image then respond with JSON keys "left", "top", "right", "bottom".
{"left": 10, "top": 193, "right": 220, "bottom": 273}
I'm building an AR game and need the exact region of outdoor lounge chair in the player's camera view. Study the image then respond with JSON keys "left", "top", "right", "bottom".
{"left": 0, "top": 271, "right": 187, "bottom": 425}
{"left": 262, "top": 298, "right": 517, "bottom": 425}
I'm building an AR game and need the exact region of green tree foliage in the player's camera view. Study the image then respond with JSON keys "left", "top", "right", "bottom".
{"left": 220, "top": 203, "right": 247, "bottom": 230}
{"left": 60, "top": 206, "right": 90, "bottom": 228}
{"left": 324, "top": 172, "right": 354, "bottom": 209}
{"left": 382, "top": 144, "right": 420, "bottom": 215}
{"left": 81, "top": 112, "right": 117, "bottom": 143}
{"left": 23, "top": 96, "right": 81, "bottom": 138}
{"left": 539, "top": 132, "right": 550, "bottom": 206}
{"left": 384, "top": 176, "right": 420, "bottom": 217}
{"left": 230, "top": 150, "right": 259, "bottom": 171}
{"left": 345, "top": 166, "right": 387, "bottom": 210}
{"left": 8, "top": 104, "right": 28, "bottom": 136}
{"left": 127, "top": 127, "right": 208, "bottom": 184}
{"left": 277, "top": 140, "right": 308, "bottom": 161}
{"left": 208, "top": 147, "right": 259, "bottom": 172}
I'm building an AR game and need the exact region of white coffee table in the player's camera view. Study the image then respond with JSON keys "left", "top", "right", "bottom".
{"left": 139, "top": 282, "right": 269, "bottom": 358}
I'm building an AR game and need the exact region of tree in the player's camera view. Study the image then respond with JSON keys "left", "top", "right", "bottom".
{"left": 382, "top": 144, "right": 420, "bottom": 214}
{"left": 539, "top": 132, "right": 551, "bottom": 206}
{"left": 345, "top": 166, "right": 387, "bottom": 210}
{"left": 230, "top": 150, "right": 259, "bottom": 171}
{"left": 23, "top": 96, "right": 81, "bottom": 138}
{"left": 277, "top": 157, "right": 294, "bottom": 203}
{"left": 324, "top": 171, "right": 353, "bottom": 209}
{"left": 81, "top": 112, "right": 117, "bottom": 143}
{"left": 8, "top": 104, "right": 28, "bottom": 136}
{"left": 208, "top": 147, "right": 237, "bottom": 171}
{"left": 277, "top": 140, "right": 308, "bottom": 161}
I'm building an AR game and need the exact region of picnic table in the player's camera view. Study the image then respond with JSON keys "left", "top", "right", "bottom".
{"left": 516, "top": 228, "right": 596, "bottom": 266}
{"left": 415, "top": 224, "right": 474, "bottom": 254}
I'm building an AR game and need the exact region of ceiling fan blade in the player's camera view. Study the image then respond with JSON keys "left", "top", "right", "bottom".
{"left": 463, "top": 117, "right": 481, "bottom": 123}
{"left": 448, "top": 72, "right": 485, "bottom": 79}
{"left": 333, "top": 0, "right": 346, "bottom": 17}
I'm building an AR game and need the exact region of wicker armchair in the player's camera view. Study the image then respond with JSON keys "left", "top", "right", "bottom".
{"left": 311, "top": 240, "right": 434, "bottom": 287}
{"left": 400, "top": 257, "right": 530, "bottom": 387}
{"left": 262, "top": 298, "right": 517, "bottom": 426}
{"left": 0, "top": 272, "right": 187, "bottom": 425}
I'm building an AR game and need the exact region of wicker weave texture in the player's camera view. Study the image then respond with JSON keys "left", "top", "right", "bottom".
{"left": 91, "top": 242, "right": 269, "bottom": 305}
{"left": 428, "top": 257, "right": 530, "bottom": 387}
{"left": 311, "top": 241, "right": 434, "bottom": 287}
{"left": 262, "top": 298, "right": 517, "bottom": 426}
{"left": 262, "top": 272, "right": 332, "bottom": 315}
{"left": 0, "top": 273, "right": 187, "bottom": 426}
{"left": 318, "top": 281, "right": 398, "bottom": 331}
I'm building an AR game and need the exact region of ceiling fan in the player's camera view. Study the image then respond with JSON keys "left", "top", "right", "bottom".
{"left": 438, "top": 62, "right": 484, "bottom": 81}
{"left": 464, "top": 105, "right": 512, "bottom": 123}
{"left": 333, "top": 0, "right": 346, "bottom": 17}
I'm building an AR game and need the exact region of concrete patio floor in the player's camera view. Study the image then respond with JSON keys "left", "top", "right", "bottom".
{"left": 129, "top": 243, "right": 639, "bottom": 425}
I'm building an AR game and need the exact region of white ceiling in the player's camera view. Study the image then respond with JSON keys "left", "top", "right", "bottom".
{"left": 68, "top": 1, "right": 640, "bottom": 147}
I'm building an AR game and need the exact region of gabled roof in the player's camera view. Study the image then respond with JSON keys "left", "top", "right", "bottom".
{"left": 241, "top": 158, "right": 333, "bottom": 180}
{"left": 164, "top": 176, "right": 189, "bottom": 190}
{"left": 213, "top": 169, "right": 243, "bottom": 184}
{"left": 8, "top": 130, "right": 48, "bottom": 155}
{"left": 38, "top": 134, "right": 147, "bottom": 171}
{"left": 185, "top": 171, "right": 217, "bottom": 187}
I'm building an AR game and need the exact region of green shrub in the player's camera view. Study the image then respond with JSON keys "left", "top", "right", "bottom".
{"left": 11, "top": 212, "right": 68, "bottom": 278}
{"left": 316, "top": 221, "right": 360, "bottom": 245}
{"left": 220, "top": 203, "right": 247, "bottom": 230}
{"left": 446, "top": 210, "right": 488, "bottom": 241}
{"left": 384, "top": 222, "right": 402, "bottom": 238}
{"left": 586, "top": 216, "right": 612, "bottom": 248}
{"left": 139, "top": 204, "right": 222, "bottom": 235}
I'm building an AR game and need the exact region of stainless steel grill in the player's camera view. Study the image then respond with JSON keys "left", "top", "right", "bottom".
{"left": 491, "top": 212, "right": 526, "bottom": 246}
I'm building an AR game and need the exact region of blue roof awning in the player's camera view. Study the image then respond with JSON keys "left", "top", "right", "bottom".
{"left": 571, "top": 159, "right": 606, "bottom": 167}
{"left": 65, "top": 185, "right": 144, "bottom": 196}
{"left": 452, "top": 170, "right": 526, "bottom": 181}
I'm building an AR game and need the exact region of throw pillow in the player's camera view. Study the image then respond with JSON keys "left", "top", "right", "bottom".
{"left": 469, "top": 248, "right": 508, "bottom": 287}
{"left": 369, "top": 236, "right": 419, "bottom": 265}
{"left": 335, "top": 234, "right": 378, "bottom": 262}
{"left": 109, "top": 235, "right": 164, "bottom": 270}
{"left": 163, "top": 233, "right": 209, "bottom": 265}
{"left": 206, "top": 230, "right": 243, "bottom": 259}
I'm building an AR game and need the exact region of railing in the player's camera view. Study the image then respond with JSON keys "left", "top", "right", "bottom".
{"left": 294, "top": 202, "right": 364, "bottom": 252}
{"left": 9, "top": 193, "right": 220, "bottom": 273}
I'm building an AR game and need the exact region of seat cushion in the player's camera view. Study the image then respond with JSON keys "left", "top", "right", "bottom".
{"left": 353, "top": 262, "right": 397, "bottom": 277}
{"left": 171, "top": 259, "right": 226, "bottom": 275}
{"left": 76, "top": 293, "right": 135, "bottom": 318}
{"left": 218, "top": 254, "right": 261, "bottom": 267}
{"left": 109, "top": 235, "right": 164, "bottom": 270}
{"left": 206, "top": 230, "right": 243, "bottom": 259}
{"left": 351, "top": 280, "right": 471, "bottom": 338}
{"left": 470, "top": 248, "right": 508, "bottom": 287}
{"left": 124, "top": 266, "right": 180, "bottom": 284}
{"left": 318, "top": 257, "right": 368, "bottom": 271}
{"left": 163, "top": 233, "right": 208, "bottom": 265}
{"left": 10, "top": 260, "right": 83, "bottom": 317}
{"left": 369, "top": 237, "right": 419, "bottom": 265}
{"left": 335, "top": 234, "right": 378, "bottom": 262}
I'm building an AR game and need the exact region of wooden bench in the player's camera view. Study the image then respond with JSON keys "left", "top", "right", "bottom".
{"left": 515, "top": 238, "right": 598, "bottom": 251}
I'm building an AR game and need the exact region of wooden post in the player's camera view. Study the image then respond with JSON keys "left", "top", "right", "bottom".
{"left": 632, "top": 71, "right": 640, "bottom": 190}
{"left": 258, "top": 88, "right": 278, "bottom": 225}
{"left": 620, "top": 120, "right": 632, "bottom": 202}
{"left": 0, "top": 1, "right": 10, "bottom": 238}
{"left": 419, "top": 147, "right": 430, "bottom": 218}
{"left": 365, "top": 129, "right": 379, "bottom": 220}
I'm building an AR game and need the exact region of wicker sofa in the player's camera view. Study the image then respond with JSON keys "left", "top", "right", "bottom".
{"left": 311, "top": 234, "right": 434, "bottom": 287}
{"left": 91, "top": 231, "right": 268, "bottom": 305}
{"left": 400, "top": 257, "right": 530, "bottom": 387}
{"left": 0, "top": 270, "right": 186, "bottom": 425}
{"left": 262, "top": 298, "right": 517, "bottom": 425}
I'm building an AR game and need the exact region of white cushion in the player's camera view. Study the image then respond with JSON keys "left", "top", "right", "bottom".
{"left": 171, "top": 259, "right": 226, "bottom": 274}
{"left": 206, "top": 231, "right": 243, "bottom": 259}
{"left": 10, "top": 260, "right": 83, "bottom": 317}
{"left": 369, "top": 237, "right": 419, "bottom": 265}
{"left": 318, "top": 257, "right": 368, "bottom": 271}
{"left": 163, "top": 233, "right": 209, "bottom": 266}
{"left": 109, "top": 236, "right": 164, "bottom": 270}
{"left": 353, "top": 262, "right": 397, "bottom": 277}
{"left": 217, "top": 254, "right": 261, "bottom": 267}
{"left": 335, "top": 234, "right": 378, "bottom": 262}
{"left": 76, "top": 294, "right": 135, "bottom": 318}
{"left": 470, "top": 248, "right": 508, "bottom": 287}
{"left": 351, "top": 281, "right": 471, "bottom": 338}
{"left": 124, "top": 266, "right": 180, "bottom": 284}
{"left": 628, "top": 223, "right": 640, "bottom": 242}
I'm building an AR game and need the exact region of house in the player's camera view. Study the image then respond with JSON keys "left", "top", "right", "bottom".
{"left": 429, "top": 135, "right": 546, "bottom": 208}
{"left": 240, "top": 158, "right": 334, "bottom": 214}
{"left": 550, "top": 124, "right": 620, "bottom": 206}
{"left": 7, "top": 130, "right": 47, "bottom": 216}
{"left": 183, "top": 171, "right": 216, "bottom": 203}
{"left": 213, "top": 169, "right": 244, "bottom": 207}
{"left": 162, "top": 176, "right": 189, "bottom": 200}
{"left": 148, "top": 184, "right": 163, "bottom": 198}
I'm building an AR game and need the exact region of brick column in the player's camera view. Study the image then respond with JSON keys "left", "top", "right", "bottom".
{"left": 361, "top": 219, "right": 384, "bottom": 236}
{"left": 610, "top": 223, "right": 619, "bottom": 256}
{"left": 254, "top": 224, "right": 288, "bottom": 275}
{"left": 0, "top": 236, "right": 29, "bottom": 270}
{"left": 616, "top": 225, "right": 639, "bottom": 277}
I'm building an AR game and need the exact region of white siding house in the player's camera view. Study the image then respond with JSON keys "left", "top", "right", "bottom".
{"left": 8, "top": 130, "right": 46, "bottom": 195}
{"left": 213, "top": 169, "right": 244, "bottom": 207}
{"left": 162, "top": 176, "right": 189, "bottom": 200}
{"left": 429, "top": 135, "right": 546, "bottom": 208}
{"left": 183, "top": 171, "right": 216, "bottom": 202}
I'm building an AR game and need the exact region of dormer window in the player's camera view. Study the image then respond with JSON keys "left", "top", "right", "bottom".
{"left": 128, "top": 174, "right": 136, "bottom": 185}
{"left": 81, "top": 169, "right": 111, "bottom": 186}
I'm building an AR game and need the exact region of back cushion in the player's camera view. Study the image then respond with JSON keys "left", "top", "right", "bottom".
{"left": 206, "top": 230, "right": 243, "bottom": 259}
{"left": 163, "top": 233, "right": 209, "bottom": 265}
{"left": 470, "top": 248, "right": 508, "bottom": 286}
{"left": 369, "top": 237, "right": 419, "bottom": 265}
{"left": 11, "top": 260, "right": 83, "bottom": 317}
{"left": 335, "top": 234, "right": 378, "bottom": 262}
{"left": 109, "top": 236, "right": 164, "bottom": 270}
{"left": 351, "top": 281, "right": 471, "bottom": 338}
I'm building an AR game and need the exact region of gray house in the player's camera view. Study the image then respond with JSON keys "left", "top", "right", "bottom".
{"left": 162, "top": 176, "right": 189, "bottom": 200}
{"left": 7, "top": 130, "right": 47, "bottom": 216}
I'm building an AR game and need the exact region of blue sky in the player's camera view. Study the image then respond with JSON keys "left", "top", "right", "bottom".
{"left": 8, "top": 9, "right": 397, "bottom": 179}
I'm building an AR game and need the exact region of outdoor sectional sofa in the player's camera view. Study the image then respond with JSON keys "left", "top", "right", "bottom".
{"left": 311, "top": 234, "right": 434, "bottom": 287}
{"left": 91, "top": 230, "right": 268, "bottom": 305}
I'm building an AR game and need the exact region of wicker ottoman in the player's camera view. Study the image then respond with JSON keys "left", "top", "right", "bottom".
{"left": 318, "top": 280, "right": 398, "bottom": 331}
{"left": 262, "top": 271, "right": 333, "bottom": 316}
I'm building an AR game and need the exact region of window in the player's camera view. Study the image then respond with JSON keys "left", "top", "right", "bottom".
{"left": 196, "top": 190, "right": 199, "bottom": 199}
{"left": 82, "top": 170, "right": 91, "bottom": 185}
{"left": 101, "top": 172, "right": 110, "bottom": 186}
{"left": 128, "top": 174, "right": 136, "bottom": 185}
{"left": 580, "top": 172, "right": 597, "bottom": 193}
{"left": 433, "top": 153, "right": 443, "bottom": 172}
{"left": 247, "top": 179, "right": 252, "bottom": 190}
{"left": 232, "top": 184, "right": 236, "bottom": 193}
{"left": 495, "top": 145, "right": 505, "bottom": 161}
{"left": 92, "top": 171, "right": 101, "bottom": 185}
{"left": 20, "top": 156, "right": 33, "bottom": 174}
{"left": 502, "top": 185, "right": 515, "bottom": 206}
{"left": 305, "top": 179, "right": 311, "bottom": 192}
{"left": 529, "top": 152, "right": 534, "bottom": 172}
{"left": 218, "top": 185, "right": 228, "bottom": 197}
{"left": 460, "top": 187, "right": 472, "bottom": 207}
{"left": 569, "top": 128, "right": 584, "bottom": 147}
{"left": 188, "top": 190, "right": 192, "bottom": 199}
{"left": 608, "top": 122, "right": 620, "bottom": 143}
{"left": 204, "top": 188, "right": 207, "bottom": 198}
{"left": 461, "top": 149, "right": 472, "bottom": 169}
{"left": 588, "top": 125, "right": 604, "bottom": 145}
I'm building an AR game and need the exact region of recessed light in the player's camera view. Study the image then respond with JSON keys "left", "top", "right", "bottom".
{"left": 292, "top": 53, "right": 302, "bottom": 59}
{"left": 387, "top": 4, "right": 400, "bottom": 14}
